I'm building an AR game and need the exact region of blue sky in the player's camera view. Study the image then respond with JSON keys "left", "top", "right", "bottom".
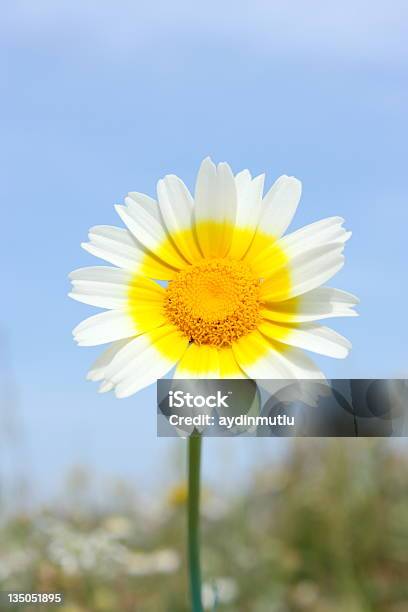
{"left": 1, "top": 1, "right": 407, "bottom": 502}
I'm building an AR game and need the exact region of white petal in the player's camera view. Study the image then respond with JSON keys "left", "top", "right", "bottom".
{"left": 260, "top": 243, "right": 345, "bottom": 301}
{"left": 115, "top": 201, "right": 186, "bottom": 270}
{"left": 272, "top": 346, "right": 325, "bottom": 379}
{"left": 235, "top": 171, "right": 264, "bottom": 227}
{"left": 232, "top": 331, "right": 294, "bottom": 377}
{"left": 99, "top": 380, "right": 115, "bottom": 393}
{"left": 288, "top": 246, "right": 345, "bottom": 299}
{"left": 73, "top": 310, "right": 137, "bottom": 346}
{"left": 259, "top": 175, "right": 302, "bottom": 239}
{"left": 234, "top": 169, "right": 252, "bottom": 193}
{"left": 194, "top": 157, "right": 237, "bottom": 257}
{"left": 82, "top": 225, "right": 179, "bottom": 280}
{"left": 247, "top": 215, "right": 350, "bottom": 278}
{"left": 157, "top": 175, "right": 202, "bottom": 262}
{"left": 103, "top": 325, "right": 189, "bottom": 398}
{"left": 259, "top": 321, "right": 352, "bottom": 359}
{"left": 229, "top": 172, "right": 265, "bottom": 259}
{"left": 69, "top": 287, "right": 127, "bottom": 310}
{"left": 126, "top": 191, "right": 162, "bottom": 223}
{"left": 81, "top": 225, "right": 145, "bottom": 271}
{"left": 87, "top": 339, "right": 130, "bottom": 381}
{"left": 262, "top": 287, "right": 359, "bottom": 322}
{"left": 69, "top": 266, "right": 132, "bottom": 284}
{"left": 279, "top": 216, "right": 351, "bottom": 257}
{"left": 69, "top": 266, "right": 132, "bottom": 309}
{"left": 115, "top": 202, "right": 164, "bottom": 252}
{"left": 232, "top": 330, "right": 325, "bottom": 379}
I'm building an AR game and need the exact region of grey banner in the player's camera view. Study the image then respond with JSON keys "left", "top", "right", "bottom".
{"left": 157, "top": 379, "right": 408, "bottom": 437}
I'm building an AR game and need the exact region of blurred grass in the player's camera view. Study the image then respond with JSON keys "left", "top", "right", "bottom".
{"left": 1, "top": 440, "right": 408, "bottom": 611}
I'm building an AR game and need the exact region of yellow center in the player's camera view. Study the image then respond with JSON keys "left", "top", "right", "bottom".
{"left": 164, "top": 259, "right": 261, "bottom": 347}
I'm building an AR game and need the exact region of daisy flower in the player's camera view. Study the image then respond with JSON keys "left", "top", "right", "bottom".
{"left": 69, "top": 157, "right": 358, "bottom": 397}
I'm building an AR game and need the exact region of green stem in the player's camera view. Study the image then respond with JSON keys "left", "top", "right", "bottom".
{"left": 188, "top": 434, "right": 203, "bottom": 612}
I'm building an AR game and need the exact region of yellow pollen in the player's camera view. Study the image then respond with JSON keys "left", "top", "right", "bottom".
{"left": 164, "top": 259, "right": 261, "bottom": 347}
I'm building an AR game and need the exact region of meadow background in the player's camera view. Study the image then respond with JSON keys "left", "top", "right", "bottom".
{"left": 1, "top": 1, "right": 407, "bottom": 610}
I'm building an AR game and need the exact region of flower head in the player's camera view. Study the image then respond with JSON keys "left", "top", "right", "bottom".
{"left": 69, "top": 157, "right": 358, "bottom": 397}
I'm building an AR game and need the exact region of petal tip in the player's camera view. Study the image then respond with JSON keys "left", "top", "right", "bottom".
{"left": 81, "top": 241, "right": 91, "bottom": 252}
{"left": 99, "top": 380, "right": 114, "bottom": 393}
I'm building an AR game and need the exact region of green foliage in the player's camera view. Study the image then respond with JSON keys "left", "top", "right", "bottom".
{"left": 1, "top": 441, "right": 408, "bottom": 611}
